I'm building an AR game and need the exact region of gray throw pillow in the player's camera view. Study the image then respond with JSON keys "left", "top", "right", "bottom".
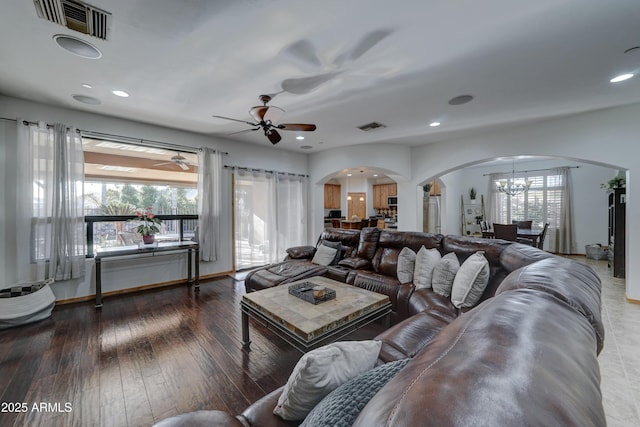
{"left": 311, "top": 244, "right": 338, "bottom": 266}
{"left": 432, "top": 252, "right": 460, "bottom": 298}
{"left": 396, "top": 247, "right": 416, "bottom": 284}
{"left": 301, "top": 358, "right": 410, "bottom": 427}
{"left": 319, "top": 240, "right": 342, "bottom": 265}
{"left": 273, "top": 340, "right": 382, "bottom": 420}
{"left": 413, "top": 246, "right": 441, "bottom": 289}
{"left": 451, "top": 251, "right": 490, "bottom": 308}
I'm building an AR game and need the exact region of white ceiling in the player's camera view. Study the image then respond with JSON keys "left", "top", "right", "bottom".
{"left": 1, "top": 0, "right": 640, "bottom": 153}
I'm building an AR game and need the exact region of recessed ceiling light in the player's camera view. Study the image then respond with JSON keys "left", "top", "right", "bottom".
{"left": 81, "top": 83, "right": 93, "bottom": 89}
{"left": 610, "top": 73, "right": 634, "bottom": 83}
{"left": 373, "top": 174, "right": 379, "bottom": 177}
{"left": 53, "top": 34, "right": 102, "bottom": 59}
{"left": 296, "top": 136, "right": 305, "bottom": 140}
{"left": 347, "top": 173, "right": 353, "bottom": 177}
{"left": 72, "top": 94, "right": 101, "bottom": 105}
{"left": 429, "top": 121, "right": 441, "bottom": 127}
{"left": 448, "top": 94, "right": 474, "bottom": 105}
{"left": 112, "top": 90, "right": 129, "bottom": 97}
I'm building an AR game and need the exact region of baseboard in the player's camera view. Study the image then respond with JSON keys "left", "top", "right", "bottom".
{"left": 625, "top": 295, "right": 640, "bottom": 305}
{"left": 55, "top": 270, "right": 234, "bottom": 305}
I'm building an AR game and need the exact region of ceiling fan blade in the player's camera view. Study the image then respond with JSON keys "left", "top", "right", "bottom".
{"left": 228, "top": 127, "right": 260, "bottom": 136}
{"left": 212, "top": 115, "right": 257, "bottom": 126}
{"left": 266, "top": 129, "right": 282, "bottom": 145}
{"left": 281, "top": 72, "right": 340, "bottom": 94}
{"left": 153, "top": 162, "right": 172, "bottom": 166}
{"left": 178, "top": 163, "right": 189, "bottom": 171}
{"left": 277, "top": 123, "right": 317, "bottom": 132}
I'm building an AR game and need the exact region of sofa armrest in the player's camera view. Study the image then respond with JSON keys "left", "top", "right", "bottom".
{"left": 286, "top": 245, "right": 316, "bottom": 260}
{"left": 338, "top": 257, "right": 372, "bottom": 270}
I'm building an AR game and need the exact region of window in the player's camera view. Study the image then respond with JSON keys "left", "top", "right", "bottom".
{"left": 82, "top": 138, "right": 199, "bottom": 252}
{"left": 495, "top": 171, "right": 565, "bottom": 229}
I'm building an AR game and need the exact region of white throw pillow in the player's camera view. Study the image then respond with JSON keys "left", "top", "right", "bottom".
{"left": 273, "top": 340, "right": 382, "bottom": 420}
{"left": 413, "top": 246, "right": 441, "bottom": 289}
{"left": 432, "top": 252, "right": 460, "bottom": 298}
{"left": 451, "top": 251, "right": 490, "bottom": 308}
{"left": 396, "top": 247, "right": 416, "bottom": 283}
{"left": 311, "top": 244, "right": 338, "bottom": 266}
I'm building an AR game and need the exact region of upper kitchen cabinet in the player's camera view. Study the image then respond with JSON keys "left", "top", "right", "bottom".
{"left": 373, "top": 183, "right": 397, "bottom": 209}
{"left": 324, "top": 184, "right": 341, "bottom": 209}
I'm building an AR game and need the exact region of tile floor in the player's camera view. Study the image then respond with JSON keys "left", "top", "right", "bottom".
{"left": 571, "top": 256, "right": 640, "bottom": 426}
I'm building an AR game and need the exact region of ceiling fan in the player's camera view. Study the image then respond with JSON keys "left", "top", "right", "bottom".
{"left": 153, "top": 153, "right": 192, "bottom": 170}
{"left": 213, "top": 95, "right": 317, "bottom": 144}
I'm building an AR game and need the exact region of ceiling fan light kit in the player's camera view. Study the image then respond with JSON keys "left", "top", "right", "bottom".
{"left": 213, "top": 95, "right": 317, "bottom": 145}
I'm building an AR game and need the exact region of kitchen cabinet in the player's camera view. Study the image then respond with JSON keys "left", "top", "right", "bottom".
{"left": 324, "top": 184, "right": 341, "bottom": 209}
{"left": 373, "top": 183, "right": 397, "bottom": 209}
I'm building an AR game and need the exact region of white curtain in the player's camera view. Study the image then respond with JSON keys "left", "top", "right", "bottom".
{"left": 547, "top": 167, "right": 575, "bottom": 253}
{"left": 487, "top": 172, "right": 508, "bottom": 226}
{"left": 233, "top": 168, "right": 307, "bottom": 270}
{"left": 24, "top": 122, "right": 86, "bottom": 281}
{"left": 197, "top": 147, "right": 222, "bottom": 262}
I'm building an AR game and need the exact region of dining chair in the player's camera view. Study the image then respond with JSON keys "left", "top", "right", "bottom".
{"left": 537, "top": 222, "right": 550, "bottom": 249}
{"left": 512, "top": 220, "right": 533, "bottom": 229}
{"left": 492, "top": 223, "right": 518, "bottom": 241}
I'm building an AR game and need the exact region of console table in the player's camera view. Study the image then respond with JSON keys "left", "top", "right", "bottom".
{"left": 94, "top": 241, "right": 199, "bottom": 308}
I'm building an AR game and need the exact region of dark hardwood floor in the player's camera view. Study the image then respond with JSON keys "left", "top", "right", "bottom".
{"left": 0, "top": 277, "right": 385, "bottom": 427}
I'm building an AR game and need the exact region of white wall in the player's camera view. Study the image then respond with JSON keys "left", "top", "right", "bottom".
{"left": 437, "top": 158, "right": 614, "bottom": 251}
{"left": 4, "top": 95, "right": 640, "bottom": 301}
{"left": 0, "top": 95, "right": 308, "bottom": 301}
{"left": 307, "top": 102, "right": 640, "bottom": 300}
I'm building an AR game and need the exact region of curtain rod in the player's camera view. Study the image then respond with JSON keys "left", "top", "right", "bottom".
{"left": 224, "top": 165, "right": 309, "bottom": 178}
{"left": 1, "top": 116, "right": 229, "bottom": 155}
{"left": 482, "top": 165, "right": 580, "bottom": 176}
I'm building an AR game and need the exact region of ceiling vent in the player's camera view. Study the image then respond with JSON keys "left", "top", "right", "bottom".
{"left": 357, "top": 122, "right": 387, "bottom": 132}
{"left": 34, "top": 0, "right": 111, "bottom": 40}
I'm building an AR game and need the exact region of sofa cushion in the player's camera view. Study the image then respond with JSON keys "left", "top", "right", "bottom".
{"left": 356, "top": 227, "right": 381, "bottom": 260}
{"left": 301, "top": 358, "right": 410, "bottom": 427}
{"left": 286, "top": 245, "right": 316, "bottom": 260}
{"left": 273, "top": 340, "right": 382, "bottom": 421}
{"left": 413, "top": 246, "right": 441, "bottom": 289}
{"left": 396, "top": 247, "right": 416, "bottom": 284}
{"left": 312, "top": 244, "right": 338, "bottom": 266}
{"left": 451, "top": 251, "right": 490, "bottom": 308}
{"left": 432, "top": 252, "right": 460, "bottom": 297}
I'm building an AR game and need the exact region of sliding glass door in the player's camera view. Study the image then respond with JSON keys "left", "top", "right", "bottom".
{"left": 233, "top": 169, "right": 307, "bottom": 270}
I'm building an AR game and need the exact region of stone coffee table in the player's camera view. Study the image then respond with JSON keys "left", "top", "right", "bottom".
{"left": 241, "top": 276, "right": 391, "bottom": 353}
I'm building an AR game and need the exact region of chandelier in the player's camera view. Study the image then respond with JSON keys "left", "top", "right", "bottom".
{"left": 496, "top": 160, "right": 531, "bottom": 196}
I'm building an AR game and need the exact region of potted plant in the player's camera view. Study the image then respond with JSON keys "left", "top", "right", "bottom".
{"left": 423, "top": 183, "right": 432, "bottom": 197}
{"left": 469, "top": 187, "right": 477, "bottom": 202}
{"left": 129, "top": 207, "right": 162, "bottom": 244}
{"left": 600, "top": 176, "right": 625, "bottom": 190}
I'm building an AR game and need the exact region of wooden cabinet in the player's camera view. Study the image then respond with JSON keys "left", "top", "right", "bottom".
{"left": 608, "top": 188, "right": 625, "bottom": 278}
{"left": 373, "top": 183, "right": 397, "bottom": 209}
{"left": 324, "top": 184, "right": 341, "bottom": 209}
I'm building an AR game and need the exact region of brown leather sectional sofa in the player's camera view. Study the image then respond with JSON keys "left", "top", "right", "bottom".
{"left": 156, "top": 227, "right": 605, "bottom": 426}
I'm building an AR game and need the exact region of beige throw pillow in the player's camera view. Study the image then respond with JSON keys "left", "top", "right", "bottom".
{"left": 413, "top": 246, "right": 441, "bottom": 289}
{"left": 311, "top": 244, "right": 338, "bottom": 266}
{"left": 451, "top": 251, "right": 490, "bottom": 308}
{"left": 273, "top": 340, "right": 382, "bottom": 420}
{"left": 432, "top": 252, "right": 460, "bottom": 298}
{"left": 396, "top": 247, "right": 417, "bottom": 284}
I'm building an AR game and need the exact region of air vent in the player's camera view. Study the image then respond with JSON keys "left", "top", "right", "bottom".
{"left": 34, "top": 0, "right": 111, "bottom": 40}
{"left": 357, "top": 122, "right": 387, "bottom": 132}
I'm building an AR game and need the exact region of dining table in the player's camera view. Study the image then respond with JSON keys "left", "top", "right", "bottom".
{"left": 482, "top": 228, "right": 543, "bottom": 246}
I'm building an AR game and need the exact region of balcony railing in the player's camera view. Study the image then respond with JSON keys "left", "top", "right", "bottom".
{"left": 85, "top": 214, "right": 198, "bottom": 257}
